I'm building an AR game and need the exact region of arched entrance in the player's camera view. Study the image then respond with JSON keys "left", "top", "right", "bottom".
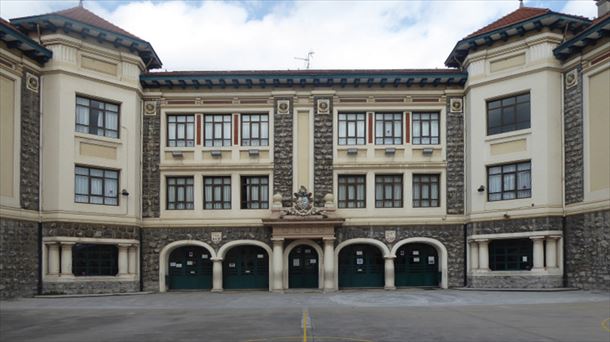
{"left": 338, "top": 244, "right": 384, "bottom": 288}
{"left": 159, "top": 240, "right": 217, "bottom": 292}
{"left": 167, "top": 246, "right": 213, "bottom": 290}
{"left": 390, "top": 237, "right": 449, "bottom": 289}
{"left": 395, "top": 243, "right": 439, "bottom": 287}
{"left": 288, "top": 244, "right": 319, "bottom": 288}
{"left": 223, "top": 245, "right": 269, "bottom": 290}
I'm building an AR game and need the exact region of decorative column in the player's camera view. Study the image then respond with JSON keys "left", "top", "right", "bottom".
{"left": 118, "top": 244, "right": 130, "bottom": 276}
{"left": 477, "top": 239, "right": 490, "bottom": 271}
{"left": 60, "top": 242, "right": 75, "bottom": 277}
{"left": 530, "top": 236, "right": 545, "bottom": 271}
{"left": 323, "top": 238, "right": 336, "bottom": 291}
{"left": 469, "top": 240, "right": 479, "bottom": 272}
{"left": 545, "top": 236, "right": 560, "bottom": 269}
{"left": 384, "top": 256, "right": 396, "bottom": 290}
{"left": 211, "top": 258, "right": 223, "bottom": 292}
{"left": 272, "top": 239, "right": 284, "bottom": 292}
{"left": 128, "top": 246, "right": 138, "bottom": 275}
{"left": 47, "top": 243, "right": 60, "bottom": 276}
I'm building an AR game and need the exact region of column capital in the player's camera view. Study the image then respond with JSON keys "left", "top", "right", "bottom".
{"left": 529, "top": 235, "right": 545, "bottom": 241}
{"left": 211, "top": 257, "right": 223, "bottom": 262}
{"left": 322, "top": 237, "right": 336, "bottom": 241}
{"left": 45, "top": 241, "right": 59, "bottom": 247}
{"left": 118, "top": 243, "right": 133, "bottom": 248}
{"left": 475, "top": 238, "right": 489, "bottom": 243}
{"left": 468, "top": 239, "right": 479, "bottom": 245}
{"left": 546, "top": 235, "right": 562, "bottom": 240}
{"left": 60, "top": 241, "right": 76, "bottom": 246}
{"left": 271, "top": 238, "right": 284, "bottom": 244}
{"left": 384, "top": 255, "right": 396, "bottom": 260}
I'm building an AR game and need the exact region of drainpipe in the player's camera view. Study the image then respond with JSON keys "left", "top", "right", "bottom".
{"left": 139, "top": 227, "right": 144, "bottom": 292}
{"left": 463, "top": 224, "right": 468, "bottom": 287}
{"left": 560, "top": 71, "right": 567, "bottom": 288}
{"left": 37, "top": 222, "right": 42, "bottom": 295}
{"left": 37, "top": 74, "right": 44, "bottom": 295}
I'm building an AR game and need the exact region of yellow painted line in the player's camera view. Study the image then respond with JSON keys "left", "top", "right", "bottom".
{"left": 602, "top": 317, "right": 610, "bottom": 332}
{"left": 302, "top": 310, "right": 308, "bottom": 342}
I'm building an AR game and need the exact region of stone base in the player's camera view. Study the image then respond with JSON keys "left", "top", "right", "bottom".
{"left": 43, "top": 281, "right": 139, "bottom": 295}
{"left": 468, "top": 274, "right": 563, "bottom": 288}
{"left": 0, "top": 217, "right": 38, "bottom": 299}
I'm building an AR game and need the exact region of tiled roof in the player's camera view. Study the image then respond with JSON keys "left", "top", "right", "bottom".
{"left": 146, "top": 69, "right": 465, "bottom": 77}
{"left": 467, "top": 7, "right": 550, "bottom": 38}
{"left": 53, "top": 6, "right": 141, "bottom": 40}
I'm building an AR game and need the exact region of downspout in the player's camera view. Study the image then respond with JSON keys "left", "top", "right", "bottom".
{"left": 37, "top": 222, "right": 42, "bottom": 295}
{"left": 463, "top": 224, "right": 468, "bottom": 287}
{"left": 560, "top": 71, "right": 568, "bottom": 288}
{"left": 37, "top": 75, "right": 44, "bottom": 295}
{"left": 138, "top": 98, "right": 144, "bottom": 292}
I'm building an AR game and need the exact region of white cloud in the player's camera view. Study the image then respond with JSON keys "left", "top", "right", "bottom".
{"left": 561, "top": 0, "right": 598, "bottom": 19}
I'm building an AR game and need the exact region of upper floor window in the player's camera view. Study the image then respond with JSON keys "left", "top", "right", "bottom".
{"left": 487, "top": 161, "right": 531, "bottom": 201}
{"left": 167, "top": 176, "right": 194, "bottom": 210}
{"left": 375, "top": 113, "right": 402, "bottom": 145}
{"left": 489, "top": 239, "right": 533, "bottom": 271}
{"left": 412, "top": 112, "right": 440, "bottom": 145}
{"left": 412, "top": 174, "right": 440, "bottom": 208}
{"left": 75, "top": 96, "right": 119, "bottom": 138}
{"left": 241, "top": 114, "right": 269, "bottom": 146}
{"left": 375, "top": 174, "right": 403, "bottom": 208}
{"left": 241, "top": 176, "right": 269, "bottom": 209}
{"left": 338, "top": 113, "right": 366, "bottom": 145}
{"left": 487, "top": 93, "right": 530, "bottom": 135}
{"left": 167, "top": 115, "right": 195, "bottom": 147}
{"left": 75, "top": 166, "right": 118, "bottom": 205}
{"left": 204, "top": 176, "right": 231, "bottom": 209}
{"left": 204, "top": 114, "right": 231, "bottom": 147}
{"left": 73, "top": 244, "right": 118, "bottom": 276}
{"left": 338, "top": 175, "right": 366, "bottom": 208}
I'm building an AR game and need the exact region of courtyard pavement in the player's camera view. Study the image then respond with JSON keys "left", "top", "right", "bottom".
{"left": 1, "top": 289, "right": 609, "bottom": 342}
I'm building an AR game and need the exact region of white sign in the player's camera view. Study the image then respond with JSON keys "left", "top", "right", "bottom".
{"left": 188, "top": 251, "right": 193, "bottom": 257}
{"left": 356, "top": 258, "right": 364, "bottom": 265}
{"left": 522, "top": 256, "right": 528, "bottom": 262}
{"left": 413, "top": 257, "right": 420, "bottom": 263}
{"left": 202, "top": 254, "right": 209, "bottom": 259}
{"left": 229, "top": 263, "right": 236, "bottom": 268}
{"left": 257, "top": 254, "right": 264, "bottom": 259}
{"left": 412, "top": 250, "right": 420, "bottom": 256}
{"left": 186, "top": 261, "right": 193, "bottom": 266}
{"left": 428, "top": 256, "right": 435, "bottom": 265}
{"left": 170, "top": 262, "right": 176, "bottom": 267}
{"left": 293, "top": 259, "right": 300, "bottom": 267}
{"left": 211, "top": 232, "right": 222, "bottom": 244}
{"left": 310, "top": 259, "right": 317, "bottom": 264}
{"left": 305, "top": 249, "right": 311, "bottom": 254}
{"left": 356, "top": 250, "right": 363, "bottom": 256}
{"left": 176, "top": 263, "right": 182, "bottom": 268}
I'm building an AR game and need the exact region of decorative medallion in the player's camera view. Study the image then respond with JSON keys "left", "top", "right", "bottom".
{"left": 565, "top": 69, "right": 578, "bottom": 89}
{"left": 385, "top": 230, "right": 396, "bottom": 243}
{"left": 144, "top": 101, "right": 157, "bottom": 115}
{"left": 449, "top": 98, "right": 463, "bottom": 113}
{"left": 277, "top": 100, "right": 290, "bottom": 114}
{"left": 211, "top": 232, "right": 222, "bottom": 244}
{"left": 284, "top": 186, "right": 323, "bottom": 216}
{"left": 317, "top": 99, "right": 330, "bottom": 114}
{"left": 26, "top": 73, "right": 39, "bottom": 93}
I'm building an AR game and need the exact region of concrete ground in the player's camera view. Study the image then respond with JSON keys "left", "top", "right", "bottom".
{"left": 1, "top": 289, "right": 609, "bottom": 342}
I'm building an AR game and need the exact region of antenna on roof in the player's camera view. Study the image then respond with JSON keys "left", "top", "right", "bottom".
{"left": 294, "top": 51, "right": 314, "bottom": 70}
{"left": 519, "top": 0, "right": 524, "bottom": 8}
{"left": 79, "top": 0, "right": 84, "bottom": 8}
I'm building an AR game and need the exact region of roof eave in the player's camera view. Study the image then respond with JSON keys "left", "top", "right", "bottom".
{"left": 0, "top": 22, "right": 52, "bottom": 64}
{"left": 553, "top": 16, "right": 610, "bottom": 60}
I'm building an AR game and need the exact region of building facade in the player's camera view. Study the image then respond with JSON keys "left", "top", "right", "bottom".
{"left": 1, "top": 2, "right": 608, "bottom": 298}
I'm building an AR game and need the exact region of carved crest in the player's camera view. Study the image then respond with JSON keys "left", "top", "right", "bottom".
{"left": 211, "top": 232, "right": 222, "bottom": 244}
{"left": 385, "top": 230, "right": 396, "bottom": 243}
{"left": 283, "top": 186, "right": 323, "bottom": 216}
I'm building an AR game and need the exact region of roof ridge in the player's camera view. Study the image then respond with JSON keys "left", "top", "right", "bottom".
{"left": 466, "top": 7, "right": 550, "bottom": 38}
{"left": 53, "top": 6, "right": 141, "bottom": 40}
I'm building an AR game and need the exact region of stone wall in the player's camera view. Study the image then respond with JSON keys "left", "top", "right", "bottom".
{"left": 467, "top": 216, "right": 563, "bottom": 236}
{"left": 142, "top": 101, "right": 161, "bottom": 218}
{"left": 564, "top": 209, "right": 610, "bottom": 291}
{"left": 313, "top": 96, "right": 334, "bottom": 207}
{"left": 43, "top": 281, "right": 138, "bottom": 295}
{"left": 0, "top": 218, "right": 38, "bottom": 299}
{"left": 141, "top": 226, "right": 272, "bottom": 291}
{"left": 563, "top": 66, "right": 584, "bottom": 205}
{"left": 446, "top": 97, "right": 464, "bottom": 215}
{"left": 20, "top": 69, "right": 40, "bottom": 211}
{"left": 336, "top": 224, "right": 465, "bottom": 287}
{"left": 273, "top": 97, "right": 294, "bottom": 207}
{"left": 42, "top": 221, "right": 139, "bottom": 240}
{"left": 468, "top": 275, "right": 562, "bottom": 288}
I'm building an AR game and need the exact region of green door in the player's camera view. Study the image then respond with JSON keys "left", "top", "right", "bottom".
{"left": 168, "top": 246, "right": 213, "bottom": 290}
{"left": 223, "top": 245, "right": 269, "bottom": 290}
{"left": 288, "top": 245, "right": 319, "bottom": 289}
{"left": 338, "top": 244, "right": 384, "bottom": 288}
{"left": 395, "top": 243, "right": 439, "bottom": 287}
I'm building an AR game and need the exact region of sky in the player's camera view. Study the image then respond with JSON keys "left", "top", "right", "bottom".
{"left": 0, "top": 0, "right": 599, "bottom": 71}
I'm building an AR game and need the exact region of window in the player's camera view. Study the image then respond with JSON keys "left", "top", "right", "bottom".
{"left": 167, "top": 176, "right": 194, "bottom": 210}
{"left": 375, "top": 113, "right": 402, "bottom": 145}
{"left": 487, "top": 161, "right": 531, "bottom": 201}
{"left": 75, "top": 166, "right": 119, "bottom": 205}
{"left": 204, "top": 176, "right": 231, "bottom": 209}
{"left": 241, "top": 114, "right": 269, "bottom": 146}
{"left": 412, "top": 112, "right": 440, "bottom": 145}
{"left": 167, "top": 115, "right": 195, "bottom": 147}
{"left": 338, "top": 113, "right": 366, "bottom": 145}
{"left": 204, "top": 114, "right": 232, "bottom": 147}
{"left": 75, "top": 96, "right": 119, "bottom": 138}
{"left": 487, "top": 93, "right": 530, "bottom": 135}
{"left": 489, "top": 239, "right": 533, "bottom": 271}
{"left": 241, "top": 176, "right": 269, "bottom": 209}
{"left": 72, "top": 244, "right": 118, "bottom": 276}
{"left": 338, "top": 175, "right": 366, "bottom": 208}
{"left": 375, "top": 174, "right": 403, "bottom": 208}
{"left": 412, "top": 174, "right": 440, "bottom": 207}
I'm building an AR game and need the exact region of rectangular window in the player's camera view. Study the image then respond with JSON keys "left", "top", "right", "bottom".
{"left": 338, "top": 175, "right": 366, "bottom": 208}
{"left": 167, "top": 114, "right": 195, "bottom": 147}
{"left": 489, "top": 239, "right": 533, "bottom": 271}
{"left": 241, "top": 176, "right": 269, "bottom": 209}
{"left": 375, "top": 174, "right": 403, "bottom": 208}
{"left": 412, "top": 174, "right": 440, "bottom": 207}
{"left": 204, "top": 176, "right": 231, "bottom": 209}
{"left": 487, "top": 93, "right": 530, "bottom": 135}
{"left": 75, "top": 96, "right": 120, "bottom": 138}
{"left": 375, "top": 113, "right": 403, "bottom": 145}
{"left": 74, "top": 166, "right": 119, "bottom": 205}
{"left": 204, "top": 114, "right": 232, "bottom": 147}
{"left": 167, "top": 176, "right": 194, "bottom": 210}
{"left": 487, "top": 161, "right": 531, "bottom": 201}
{"left": 412, "top": 112, "right": 440, "bottom": 145}
{"left": 241, "top": 114, "right": 269, "bottom": 146}
{"left": 73, "top": 244, "right": 118, "bottom": 276}
{"left": 338, "top": 113, "right": 366, "bottom": 145}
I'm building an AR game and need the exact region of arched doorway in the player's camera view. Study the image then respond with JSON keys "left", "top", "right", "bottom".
{"left": 223, "top": 245, "right": 269, "bottom": 290}
{"left": 395, "top": 243, "right": 440, "bottom": 287}
{"left": 167, "top": 245, "right": 213, "bottom": 290}
{"left": 338, "top": 244, "right": 384, "bottom": 288}
{"left": 288, "top": 245, "right": 319, "bottom": 288}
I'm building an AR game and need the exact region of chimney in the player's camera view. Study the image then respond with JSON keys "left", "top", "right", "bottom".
{"left": 597, "top": 0, "right": 609, "bottom": 17}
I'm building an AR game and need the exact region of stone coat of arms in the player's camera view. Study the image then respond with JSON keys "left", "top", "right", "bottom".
{"left": 284, "top": 186, "right": 323, "bottom": 216}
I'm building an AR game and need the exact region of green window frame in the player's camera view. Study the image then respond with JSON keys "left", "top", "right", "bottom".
{"left": 489, "top": 239, "right": 533, "bottom": 271}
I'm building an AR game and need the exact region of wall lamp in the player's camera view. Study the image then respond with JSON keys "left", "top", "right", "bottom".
{"left": 477, "top": 185, "right": 485, "bottom": 192}
{"left": 121, "top": 189, "right": 130, "bottom": 196}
